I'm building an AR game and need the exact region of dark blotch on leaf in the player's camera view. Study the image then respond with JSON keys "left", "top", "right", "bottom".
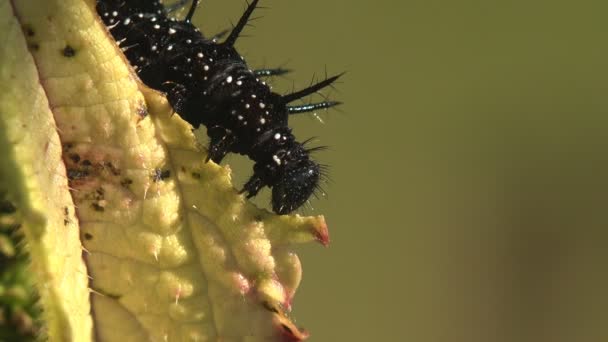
{"left": 67, "top": 169, "right": 89, "bottom": 180}
{"left": 22, "top": 24, "right": 35, "bottom": 36}
{"left": 0, "top": 200, "right": 17, "bottom": 214}
{"left": 136, "top": 104, "right": 148, "bottom": 117}
{"left": 104, "top": 161, "right": 121, "bottom": 176}
{"left": 262, "top": 301, "right": 279, "bottom": 313}
{"left": 81, "top": 159, "right": 92, "bottom": 167}
{"left": 153, "top": 169, "right": 171, "bottom": 182}
{"left": 84, "top": 233, "right": 93, "bottom": 240}
{"left": 96, "top": 187, "right": 105, "bottom": 197}
{"left": 280, "top": 324, "right": 293, "bottom": 335}
{"left": 120, "top": 178, "right": 133, "bottom": 188}
{"left": 91, "top": 203, "right": 105, "bottom": 212}
{"left": 62, "top": 45, "right": 76, "bottom": 57}
{"left": 191, "top": 172, "right": 201, "bottom": 179}
{"left": 68, "top": 153, "right": 80, "bottom": 163}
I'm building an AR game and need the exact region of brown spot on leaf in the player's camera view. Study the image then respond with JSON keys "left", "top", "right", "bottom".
{"left": 136, "top": 103, "right": 148, "bottom": 117}
{"left": 22, "top": 24, "right": 35, "bottom": 36}
{"left": 281, "top": 324, "right": 294, "bottom": 335}
{"left": 84, "top": 233, "right": 93, "bottom": 240}
{"left": 67, "top": 169, "right": 89, "bottom": 180}
{"left": 91, "top": 202, "right": 105, "bottom": 212}
{"left": 0, "top": 200, "right": 16, "bottom": 214}
{"left": 153, "top": 169, "right": 171, "bottom": 182}
{"left": 62, "top": 45, "right": 76, "bottom": 57}
{"left": 104, "top": 161, "right": 121, "bottom": 176}
{"left": 191, "top": 172, "right": 201, "bottom": 179}
{"left": 95, "top": 187, "right": 105, "bottom": 198}
{"left": 262, "top": 301, "right": 279, "bottom": 313}
{"left": 120, "top": 178, "right": 133, "bottom": 188}
{"left": 68, "top": 153, "right": 80, "bottom": 163}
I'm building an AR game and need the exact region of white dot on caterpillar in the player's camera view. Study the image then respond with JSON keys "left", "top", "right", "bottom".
{"left": 186, "top": 58, "right": 191, "bottom": 63}
{"left": 257, "top": 128, "right": 261, "bottom": 132}
{"left": 204, "top": 65, "right": 209, "bottom": 71}
{"left": 168, "top": 28, "right": 176, "bottom": 34}
{"left": 273, "top": 155, "right": 281, "bottom": 165}
{"left": 197, "top": 52, "right": 204, "bottom": 58}
{"left": 245, "top": 103, "right": 250, "bottom": 109}
{"left": 154, "top": 24, "right": 160, "bottom": 29}
{"left": 167, "top": 45, "right": 174, "bottom": 51}
{"left": 138, "top": 13, "right": 144, "bottom": 18}
{"left": 274, "top": 133, "right": 281, "bottom": 140}
{"left": 151, "top": 45, "right": 158, "bottom": 51}
{"left": 151, "top": 16, "right": 157, "bottom": 22}
{"left": 186, "top": 39, "right": 192, "bottom": 44}
{"left": 187, "top": 73, "right": 192, "bottom": 78}
{"left": 231, "top": 110, "right": 237, "bottom": 115}
{"left": 236, "top": 80, "right": 242, "bottom": 86}
{"left": 260, "top": 118, "right": 266, "bottom": 124}
{"left": 251, "top": 94, "right": 257, "bottom": 99}
{"left": 103, "top": 12, "right": 108, "bottom": 17}
{"left": 259, "top": 103, "right": 266, "bottom": 109}
{"left": 139, "top": 56, "right": 144, "bottom": 61}
{"left": 227, "top": 76, "right": 233, "bottom": 83}
{"left": 112, "top": 11, "right": 118, "bottom": 17}
{"left": 238, "top": 115, "right": 243, "bottom": 120}
{"left": 123, "top": 18, "right": 131, "bottom": 25}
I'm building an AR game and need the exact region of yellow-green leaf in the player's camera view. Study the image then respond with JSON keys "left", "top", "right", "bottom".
{"left": 0, "top": 0, "right": 329, "bottom": 340}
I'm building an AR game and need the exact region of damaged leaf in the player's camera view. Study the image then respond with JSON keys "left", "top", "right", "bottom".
{"left": 1, "top": 0, "right": 329, "bottom": 340}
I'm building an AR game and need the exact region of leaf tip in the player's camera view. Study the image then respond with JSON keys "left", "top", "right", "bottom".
{"left": 312, "top": 216, "right": 330, "bottom": 246}
{"left": 272, "top": 312, "right": 310, "bottom": 341}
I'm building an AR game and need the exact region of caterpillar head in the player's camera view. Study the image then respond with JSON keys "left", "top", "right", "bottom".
{"left": 241, "top": 128, "right": 326, "bottom": 214}
{"left": 271, "top": 157, "right": 321, "bottom": 214}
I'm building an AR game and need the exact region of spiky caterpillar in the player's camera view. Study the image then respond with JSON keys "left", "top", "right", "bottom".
{"left": 95, "top": 0, "right": 341, "bottom": 214}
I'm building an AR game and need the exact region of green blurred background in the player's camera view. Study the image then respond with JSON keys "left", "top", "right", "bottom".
{"left": 191, "top": 1, "right": 608, "bottom": 341}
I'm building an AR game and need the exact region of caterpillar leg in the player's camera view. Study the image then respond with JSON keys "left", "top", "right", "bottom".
{"left": 240, "top": 173, "right": 265, "bottom": 198}
{"left": 206, "top": 127, "right": 237, "bottom": 163}
{"left": 165, "top": 82, "right": 190, "bottom": 115}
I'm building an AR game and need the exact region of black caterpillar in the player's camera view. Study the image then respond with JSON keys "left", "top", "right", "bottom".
{"left": 96, "top": 0, "right": 341, "bottom": 214}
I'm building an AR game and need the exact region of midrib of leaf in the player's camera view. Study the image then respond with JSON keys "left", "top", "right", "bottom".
{"left": 4, "top": 0, "right": 330, "bottom": 341}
